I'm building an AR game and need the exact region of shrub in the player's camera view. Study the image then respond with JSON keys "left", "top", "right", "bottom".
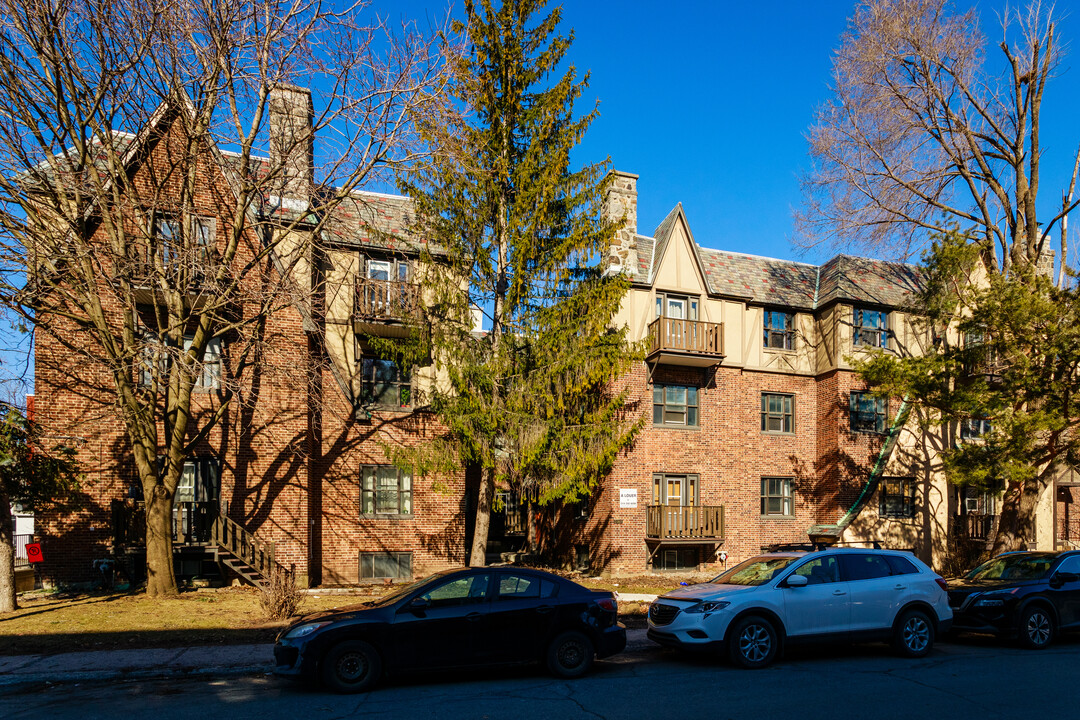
{"left": 259, "top": 566, "right": 305, "bottom": 620}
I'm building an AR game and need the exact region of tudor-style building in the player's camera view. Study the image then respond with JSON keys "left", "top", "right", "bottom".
{"left": 558, "top": 171, "right": 1073, "bottom": 575}
{"left": 27, "top": 122, "right": 1075, "bottom": 588}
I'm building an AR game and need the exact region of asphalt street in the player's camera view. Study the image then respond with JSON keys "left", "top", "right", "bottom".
{"left": 4, "top": 634, "right": 1078, "bottom": 720}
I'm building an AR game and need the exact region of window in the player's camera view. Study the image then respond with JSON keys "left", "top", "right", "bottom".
{"left": 496, "top": 574, "right": 559, "bottom": 600}
{"left": 963, "top": 329, "right": 1002, "bottom": 376}
{"left": 139, "top": 334, "right": 222, "bottom": 390}
{"left": 761, "top": 477, "right": 793, "bottom": 517}
{"left": 960, "top": 416, "right": 992, "bottom": 441}
{"left": 152, "top": 215, "right": 214, "bottom": 268}
{"left": 655, "top": 548, "right": 699, "bottom": 571}
{"left": 361, "top": 465, "right": 412, "bottom": 515}
{"left": 652, "top": 473, "right": 699, "bottom": 506}
{"left": 359, "top": 357, "right": 412, "bottom": 409}
{"left": 360, "top": 551, "right": 412, "bottom": 581}
{"left": 654, "top": 293, "right": 699, "bottom": 320}
{"left": 880, "top": 476, "right": 915, "bottom": 518}
{"left": 885, "top": 555, "right": 919, "bottom": 575}
{"left": 653, "top": 385, "right": 699, "bottom": 427}
{"left": 854, "top": 308, "right": 889, "bottom": 348}
{"left": 760, "top": 393, "right": 794, "bottom": 433}
{"left": 850, "top": 392, "right": 886, "bottom": 433}
{"left": 791, "top": 555, "right": 839, "bottom": 584}
{"left": 420, "top": 573, "right": 490, "bottom": 608}
{"left": 763, "top": 310, "right": 795, "bottom": 350}
{"left": 839, "top": 554, "right": 893, "bottom": 581}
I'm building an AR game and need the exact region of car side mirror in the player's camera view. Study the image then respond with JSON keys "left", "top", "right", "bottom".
{"left": 408, "top": 596, "right": 430, "bottom": 612}
{"left": 1050, "top": 572, "right": 1077, "bottom": 588}
{"left": 785, "top": 574, "right": 808, "bottom": 588}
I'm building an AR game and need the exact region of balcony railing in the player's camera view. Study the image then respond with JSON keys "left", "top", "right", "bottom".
{"left": 953, "top": 513, "right": 997, "bottom": 541}
{"left": 646, "top": 505, "right": 724, "bottom": 540}
{"left": 355, "top": 278, "right": 419, "bottom": 322}
{"left": 646, "top": 317, "right": 724, "bottom": 360}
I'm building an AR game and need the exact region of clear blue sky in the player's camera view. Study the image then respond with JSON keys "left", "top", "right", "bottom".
{"left": 386, "top": 0, "right": 1080, "bottom": 265}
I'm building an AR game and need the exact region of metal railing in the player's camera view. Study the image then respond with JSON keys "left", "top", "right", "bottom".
{"left": 14, "top": 534, "right": 32, "bottom": 568}
{"left": 953, "top": 514, "right": 997, "bottom": 541}
{"left": 646, "top": 318, "right": 724, "bottom": 358}
{"left": 646, "top": 505, "right": 725, "bottom": 539}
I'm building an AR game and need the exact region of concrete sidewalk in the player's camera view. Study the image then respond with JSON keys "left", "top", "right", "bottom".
{"left": 0, "top": 644, "right": 274, "bottom": 692}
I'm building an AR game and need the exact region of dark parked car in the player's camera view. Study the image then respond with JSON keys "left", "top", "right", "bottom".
{"left": 274, "top": 566, "right": 626, "bottom": 693}
{"left": 949, "top": 550, "right": 1080, "bottom": 648}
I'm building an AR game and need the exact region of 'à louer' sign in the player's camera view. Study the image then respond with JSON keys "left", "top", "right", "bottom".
{"left": 25, "top": 543, "right": 43, "bottom": 564}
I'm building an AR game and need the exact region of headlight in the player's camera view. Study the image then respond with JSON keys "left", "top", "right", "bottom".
{"left": 973, "top": 597, "right": 1005, "bottom": 608}
{"left": 684, "top": 600, "right": 731, "bottom": 614}
{"left": 284, "top": 621, "right": 331, "bottom": 639}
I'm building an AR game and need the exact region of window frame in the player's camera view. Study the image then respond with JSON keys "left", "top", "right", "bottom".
{"left": 760, "top": 477, "right": 794, "bottom": 517}
{"left": 358, "top": 355, "right": 413, "bottom": 410}
{"left": 360, "top": 464, "right": 413, "bottom": 517}
{"left": 652, "top": 384, "right": 700, "bottom": 428}
{"left": 651, "top": 473, "right": 700, "bottom": 507}
{"left": 654, "top": 292, "right": 699, "bottom": 321}
{"left": 853, "top": 307, "right": 889, "bottom": 349}
{"left": 139, "top": 333, "right": 223, "bottom": 391}
{"left": 359, "top": 551, "right": 413, "bottom": 581}
{"left": 960, "top": 416, "right": 992, "bottom": 441}
{"left": 763, "top": 310, "right": 796, "bottom": 351}
{"left": 879, "top": 476, "right": 916, "bottom": 519}
{"left": 850, "top": 391, "right": 887, "bottom": 434}
{"left": 760, "top": 393, "right": 795, "bottom": 434}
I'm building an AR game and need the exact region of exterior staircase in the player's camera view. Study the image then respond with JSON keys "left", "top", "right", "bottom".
{"left": 209, "top": 505, "right": 279, "bottom": 589}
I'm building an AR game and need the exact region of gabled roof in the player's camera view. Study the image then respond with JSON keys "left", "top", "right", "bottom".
{"left": 632, "top": 204, "right": 924, "bottom": 311}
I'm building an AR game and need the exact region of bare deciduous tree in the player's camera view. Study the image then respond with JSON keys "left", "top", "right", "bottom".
{"left": 0, "top": 0, "right": 449, "bottom": 596}
{"left": 799, "top": 0, "right": 1080, "bottom": 276}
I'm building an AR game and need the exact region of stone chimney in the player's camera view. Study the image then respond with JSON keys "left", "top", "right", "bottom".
{"left": 268, "top": 85, "right": 314, "bottom": 201}
{"left": 604, "top": 170, "right": 638, "bottom": 276}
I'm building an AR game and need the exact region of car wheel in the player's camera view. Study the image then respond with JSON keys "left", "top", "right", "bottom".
{"left": 893, "top": 609, "right": 934, "bottom": 658}
{"left": 320, "top": 640, "right": 382, "bottom": 694}
{"left": 728, "top": 615, "right": 778, "bottom": 669}
{"left": 1018, "top": 605, "right": 1054, "bottom": 649}
{"left": 546, "top": 631, "right": 595, "bottom": 678}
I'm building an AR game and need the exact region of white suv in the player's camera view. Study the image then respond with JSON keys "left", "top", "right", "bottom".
{"left": 647, "top": 547, "right": 952, "bottom": 668}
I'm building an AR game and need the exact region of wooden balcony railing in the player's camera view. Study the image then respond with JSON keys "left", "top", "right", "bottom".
{"left": 953, "top": 513, "right": 997, "bottom": 541}
{"left": 647, "top": 317, "right": 724, "bottom": 359}
{"left": 355, "top": 278, "right": 419, "bottom": 322}
{"left": 211, "top": 503, "right": 277, "bottom": 580}
{"left": 646, "top": 505, "right": 725, "bottom": 540}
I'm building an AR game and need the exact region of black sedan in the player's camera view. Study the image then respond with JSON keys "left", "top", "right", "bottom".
{"left": 948, "top": 550, "right": 1080, "bottom": 648}
{"left": 273, "top": 566, "right": 626, "bottom": 693}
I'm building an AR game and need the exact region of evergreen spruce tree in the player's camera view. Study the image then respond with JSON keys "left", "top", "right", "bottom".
{"left": 398, "top": 0, "right": 643, "bottom": 565}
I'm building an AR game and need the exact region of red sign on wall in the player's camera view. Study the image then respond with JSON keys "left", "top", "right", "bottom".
{"left": 24, "top": 543, "right": 43, "bottom": 564}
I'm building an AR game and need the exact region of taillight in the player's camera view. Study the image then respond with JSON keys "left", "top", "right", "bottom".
{"left": 596, "top": 597, "right": 618, "bottom": 613}
{"left": 935, "top": 578, "right": 949, "bottom": 592}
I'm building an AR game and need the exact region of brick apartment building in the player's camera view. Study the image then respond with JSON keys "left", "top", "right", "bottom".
{"left": 28, "top": 100, "right": 1076, "bottom": 589}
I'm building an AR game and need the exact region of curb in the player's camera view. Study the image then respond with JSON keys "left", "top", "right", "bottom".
{"left": 0, "top": 662, "right": 272, "bottom": 694}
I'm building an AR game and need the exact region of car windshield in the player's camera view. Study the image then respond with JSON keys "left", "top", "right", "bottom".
{"left": 965, "top": 554, "right": 1056, "bottom": 582}
{"left": 708, "top": 556, "right": 800, "bottom": 586}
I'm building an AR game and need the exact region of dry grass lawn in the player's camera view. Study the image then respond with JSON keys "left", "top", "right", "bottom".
{"left": 0, "top": 571, "right": 699, "bottom": 656}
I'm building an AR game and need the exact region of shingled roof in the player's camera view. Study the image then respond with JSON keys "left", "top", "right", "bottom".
{"left": 634, "top": 204, "right": 924, "bottom": 310}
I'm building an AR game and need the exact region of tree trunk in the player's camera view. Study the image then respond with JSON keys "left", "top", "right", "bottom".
{"left": 468, "top": 468, "right": 495, "bottom": 567}
{"left": 525, "top": 496, "right": 537, "bottom": 554}
{"left": 0, "top": 497, "right": 16, "bottom": 612}
{"left": 990, "top": 477, "right": 1042, "bottom": 556}
{"left": 144, "top": 488, "right": 178, "bottom": 596}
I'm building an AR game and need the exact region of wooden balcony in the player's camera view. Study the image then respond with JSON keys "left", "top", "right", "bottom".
{"left": 354, "top": 278, "right": 419, "bottom": 337}
{"left": 646, "top": 505, "right": 725, "bottom": 540}
{"left": 646, "top": 317, "right": 724, "bottom": 367}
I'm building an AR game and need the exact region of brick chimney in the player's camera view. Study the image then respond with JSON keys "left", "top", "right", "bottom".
{"left": 268, "top": 85, "right": 314, "bottom": 201}
{"left": 604, "top": 170, "right": 638, "bottom": 277}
